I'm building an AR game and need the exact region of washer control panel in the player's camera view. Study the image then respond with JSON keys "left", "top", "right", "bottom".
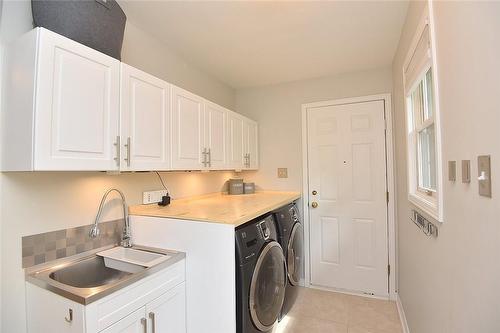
{"left": 258, "top": 220, "right": 271, "bottom": 240}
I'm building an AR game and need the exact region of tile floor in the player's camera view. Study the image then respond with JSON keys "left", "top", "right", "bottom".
{"left": 273, "top": 287, "right": 402, "bottom": 333}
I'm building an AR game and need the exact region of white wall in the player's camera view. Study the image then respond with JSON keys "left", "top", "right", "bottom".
{"left": 235, "top": 68, "right": 393, "bottom": 191}
{"left": 122, "top": 22, "right": 235, "bottom": 110}
{"left": 0, "top": 1, "right": 238, "bottom": 332}
{"left": 393, "top": 2, "right": 500, "bottom": 332}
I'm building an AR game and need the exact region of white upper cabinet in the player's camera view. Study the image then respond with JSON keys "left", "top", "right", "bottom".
{"left": 2, "top": 28, "right": 258, "bottom": 172}
{"left": 243, "top": 119, "right": 259, "bottom": 170}
{"left": 204, "top": 101, "right": 228, "bottom": 170}
{"left": 120, "top": 64, "right": 171, "bottom": 171}
{"left": 2, "top": 28, "right": 120, "bottom": 171}
{"left": 227, "top": 111, "right": 245, "bottom": 169}
{"left": 171, "top": 85, "right": 205, "bottom": 170}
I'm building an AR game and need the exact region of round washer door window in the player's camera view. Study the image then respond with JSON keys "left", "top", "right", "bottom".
{"left": 287, "top": 223, "right": 303, "bottom": 286}
{"left": 249, "top": 241, "right": 286, "bottom": 331}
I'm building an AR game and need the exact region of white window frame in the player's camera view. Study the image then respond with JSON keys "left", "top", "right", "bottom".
{"left": 403, "top": 5, "right": 444, "bottom": 222}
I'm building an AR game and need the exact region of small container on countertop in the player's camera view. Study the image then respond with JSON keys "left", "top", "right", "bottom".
{"left": 228, "top": 179, "right": 244, "bottom": 195}
{"left": 243, "top": 182, "right": 255, "bottom": 194}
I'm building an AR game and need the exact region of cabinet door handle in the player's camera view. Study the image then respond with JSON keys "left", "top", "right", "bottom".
{"left": 207, "top": 148, "right": 211, "bottom": 168}
{"left": 124, "top": 137, "right": 131, "bottom": 167}
{"left": 65, "top": 308, "right": 73, "bottom": 323}
{"left": 149, "top": 312, "right": 156, "bottom": 333}
{"left": 113, "top": 136, "right": 121, "bottom": 167}
{"left": 141, "top": 317, "right": 147, "bottom": 333}
{"left": 202, "top": 148, "right": 207, "bottom": 167}
{"left": 247, "top": 153, "right": 251, "bottom": 168}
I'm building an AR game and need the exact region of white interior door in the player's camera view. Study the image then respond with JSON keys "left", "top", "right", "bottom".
{"left": 171, "top": 85, "right": 204, "bottom": 170}
{"left": 204, "top": 101, "right": 227, "bottom": 169}
{"left": 307, "top": 100, "right": 388, "bottom": 296}
{"left": 120, "top": 64, "right": 171, "bottom": 171}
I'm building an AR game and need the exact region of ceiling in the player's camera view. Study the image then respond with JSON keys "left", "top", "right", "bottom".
{"left": 119, "top": 1, "right": 409, "bottom": 89}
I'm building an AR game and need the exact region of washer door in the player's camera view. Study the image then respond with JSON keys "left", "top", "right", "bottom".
{"left": 287, "top": 223, "right": 303, "bottom": 286}
{"left": 249, "top": 241, "right": 286, "bottom": 331}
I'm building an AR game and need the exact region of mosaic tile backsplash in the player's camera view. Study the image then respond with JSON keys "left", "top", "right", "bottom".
{"left": 22, "top": 219, "right": 124, "bottom": 268}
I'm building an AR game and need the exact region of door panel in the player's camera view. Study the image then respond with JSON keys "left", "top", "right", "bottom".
{"left": 120, "top": 64, "right": 170, "bottom": 171}
{"left": 171, "top": 86, "right": 204, "bottom": 169}
{"left": 320, "top": 216, "right": 340, "bottom": 265}
{"left": 204, "top": 102, "right": 227, "bottom": 169}
{"left": 228, "top": 112, "right": 244, "bottom": 169}
{"left": 35, "top": 28, "right": 120, "bottom": 170}
{"left": 243, "top": 119, "right": 258, "bottom": 169}
{"left": 100, "top": 307, "right": 146, "bottom": 333}
{"left": 307, "top": 100, "right": 388, "bottom": 296}
{"left": 146, "top": 283, "right": 186, "bottom": 333}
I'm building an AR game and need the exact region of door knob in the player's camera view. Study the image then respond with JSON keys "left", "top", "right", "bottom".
{"left": 312, "top": 190, "right": 317, "bottom": 195}
{"left": 311, "top": 202, "right": 318, "bottom": 208}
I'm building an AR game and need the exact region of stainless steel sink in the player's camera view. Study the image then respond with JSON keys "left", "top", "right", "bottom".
{"left": 26, "top": 245, "right": 185, "bottom": 305}
{"left": 49, "top": 256, "right": 134, "bottom": 288}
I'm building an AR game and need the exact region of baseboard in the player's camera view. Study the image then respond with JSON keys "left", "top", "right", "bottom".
{"left": 396, "top": 294, "right": 410, "bottom": 333}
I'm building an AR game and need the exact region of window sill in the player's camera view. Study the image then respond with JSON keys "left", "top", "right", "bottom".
{"left": 408, "top": 192, "right": 442, "bottom": 223}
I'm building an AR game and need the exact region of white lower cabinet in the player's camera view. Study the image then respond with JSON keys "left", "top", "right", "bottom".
{"left": 26, "top": 260, "right": 186, "bottom": 333}
{"left": 101, "top": 283, "right": 186, "bottom": 333}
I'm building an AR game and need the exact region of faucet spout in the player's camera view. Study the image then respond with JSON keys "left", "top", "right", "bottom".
{"left": 90, "top": 188, "right": 132, "bottom": 248}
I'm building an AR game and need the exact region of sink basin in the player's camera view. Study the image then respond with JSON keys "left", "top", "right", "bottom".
{"left": 27, "top": 245, "right": 185, "bottom": 305}
{"left": 49, "top": 256, "right": 135, "bottom": 288}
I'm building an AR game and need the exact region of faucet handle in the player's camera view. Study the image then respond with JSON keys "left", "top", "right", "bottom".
{"left": 89, "top": 225, "right": 100, "bottom": 238}
{"left": 121, "top": 235, "right": 132, "bottom": 248}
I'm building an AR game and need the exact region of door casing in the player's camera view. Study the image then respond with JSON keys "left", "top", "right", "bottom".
{"left": 301, "top": 94, "right": 397, "bottom": 300}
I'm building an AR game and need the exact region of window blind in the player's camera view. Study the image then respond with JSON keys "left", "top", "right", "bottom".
{"left": 404, "top": 24, "right": 431, "bottom": 93}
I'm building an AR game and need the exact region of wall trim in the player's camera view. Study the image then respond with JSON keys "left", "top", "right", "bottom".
{"left": 397, "top": 294, "right": 411, "bottom": 333}
{"left": 301, "top": 93, "right": 397, "bottom": 300}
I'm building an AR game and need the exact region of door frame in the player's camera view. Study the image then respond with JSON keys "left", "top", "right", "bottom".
{"left": 301, "top": 93, "right": 397, "bottom": 300}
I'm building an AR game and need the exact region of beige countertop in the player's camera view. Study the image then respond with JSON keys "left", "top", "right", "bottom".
{"left": 129, "top": 191, "right": 301, "bottom": 227}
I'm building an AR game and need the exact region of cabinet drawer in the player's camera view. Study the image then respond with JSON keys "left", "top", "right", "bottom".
{"left": 86, "top": 260, "right": 185, "bottom": 332}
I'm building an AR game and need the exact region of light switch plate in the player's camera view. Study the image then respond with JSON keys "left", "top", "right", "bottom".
{"left": 143, "top": 190, "right": 169, "bottom": 204}
{"left": 478, "top": 155, "right": 491, "bottom": 197}
{"left": 277, "top": 168, "right": 288, "bottom": 178}
{"left": 462, "top": 160, "right": 471, "bottom": 183}
{"left": 448, "top": 161, "right": 456, "bottom": 181}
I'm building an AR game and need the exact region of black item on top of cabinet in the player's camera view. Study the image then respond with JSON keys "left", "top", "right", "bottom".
{"left": 31, "top": 0, "right": 126, "bottom": 60}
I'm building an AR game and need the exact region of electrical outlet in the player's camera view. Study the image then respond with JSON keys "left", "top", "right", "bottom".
{"left": 277, "top": 168, "right": 288, "bottom": 178}
{"left": 143, "top": 190, "right": 169, "bottom": 204}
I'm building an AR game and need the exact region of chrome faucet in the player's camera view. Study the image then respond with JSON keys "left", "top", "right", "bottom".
{"left": 89, "top": 188, "right": 132, "bottom": 248}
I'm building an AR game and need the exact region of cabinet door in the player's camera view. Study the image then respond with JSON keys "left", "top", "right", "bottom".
{"left": 34, "top": 28, "right": 120, "bottom": 171}
{"left": 146, "top": 283, "right": 186, "bottom": 333}
{"left": 171, "top": 86, "right": 205, "bottom": 170}
{"left": 26, "top": 283, "right": 85, "bottom": 333}
{"left": 243, "top": 119, "right": 259, "bottom": 170}
{"left": 227, "top": 111, "right": 245, "bottom": 169}
{"left": 100, "top": 307, "right": 147, "bottom": 333}
{"left": 120, "top": 64, "right": 171, "bottom": 171}
{"left": 204, "top": 101, "right": 227, "bottom": 170}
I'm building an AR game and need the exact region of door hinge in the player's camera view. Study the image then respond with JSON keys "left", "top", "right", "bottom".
{"left": 388, "top": 264, "right": 391, "bottom": 276}
{"left": 386, "top": 191, "right": 389, "bottom": 203}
